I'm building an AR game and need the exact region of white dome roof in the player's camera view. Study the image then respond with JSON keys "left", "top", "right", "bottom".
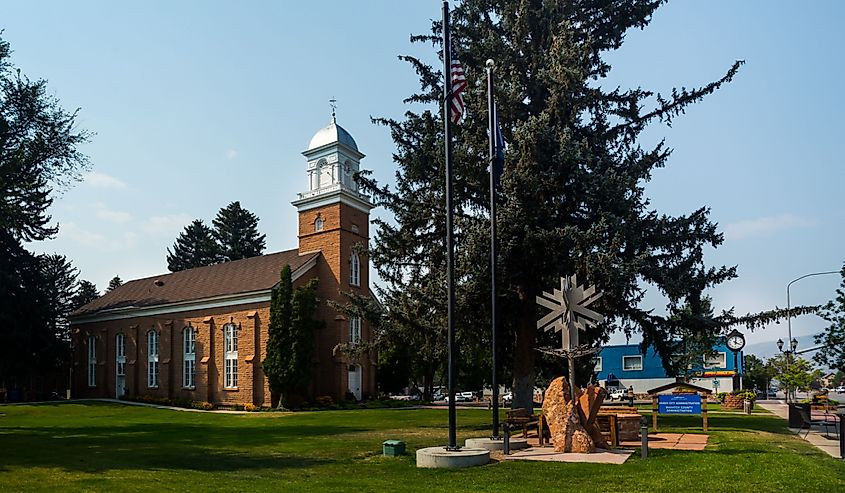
{"left": 307, "top": 120, "right": 358, "bottom": 152}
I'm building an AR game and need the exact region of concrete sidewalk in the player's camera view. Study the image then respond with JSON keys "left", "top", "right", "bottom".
{"left": 757, "top": 402, "right": 841, "bottom": 459}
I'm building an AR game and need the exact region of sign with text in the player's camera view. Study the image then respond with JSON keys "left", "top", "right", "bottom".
{"left": 658, "top": 394, "right": 702, "bottom": 414}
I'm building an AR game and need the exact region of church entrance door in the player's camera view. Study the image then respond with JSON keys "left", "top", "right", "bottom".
{"left": 347, "top": 364, "right": 362, "bottom": 401}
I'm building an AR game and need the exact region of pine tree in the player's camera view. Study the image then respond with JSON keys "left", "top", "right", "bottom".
{"left": 37, "top": 254, "right": 78, "bottom": 370}
{"left": 360, "top": 0, "right": 751, "bottom": 409}
{"left": 263, "top": 265, "right": 322, "bottom": 408}
{"left": 166, "top": 219, "right": 222, "bottom": 272}
{"left": 0, "top": 34, "right": 89, "bottom": 380}
{"left": 814, "top": 264, "right": 845, "bottom": 372}
{"left": 72, "top": 280, "right": 99, "bottom": 310}
{"left": 212, "top": 201, "right": 266, "bottom": 261}
{"left": 106, "top": 276, "right": 123, "bottom": 293}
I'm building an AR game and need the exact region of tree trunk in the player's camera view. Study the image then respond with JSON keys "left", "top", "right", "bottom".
{"left": 511, "top": 299, "right": 537, "bottom": 411}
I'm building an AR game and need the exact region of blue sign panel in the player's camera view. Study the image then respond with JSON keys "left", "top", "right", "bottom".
{"left": 658, "top": 394, "right": 701, "bottom": 414}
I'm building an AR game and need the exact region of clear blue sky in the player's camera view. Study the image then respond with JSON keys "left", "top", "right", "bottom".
{"left": 5, "top": 1, "right": 844, "bottom": 353}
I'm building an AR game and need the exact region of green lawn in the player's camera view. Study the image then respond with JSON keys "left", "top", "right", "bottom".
{"left": 0, "top": 401, "right": 842, "bottom": 492}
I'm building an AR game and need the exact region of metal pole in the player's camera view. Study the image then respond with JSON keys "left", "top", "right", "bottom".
{"left": 442, "top": 0, "right": 459, "bottom": 451}
{"left": 568, "top": 354, "right": 577, "bottom": 402}
{"left": 785, "top": 270, "right": 838, "bottom": 403}
{"left": 486, "top": 60, "right": 500, "bottom": 440}
{"left": 733, "top": 351, "right": 739, "bottom": 391}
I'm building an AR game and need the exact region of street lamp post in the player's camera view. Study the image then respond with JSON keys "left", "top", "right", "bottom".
{"left": 783, "top": 271, "right": 839, "bottom": 403}
{"left": 776, "top": 337, "right": 799, "bottom": 402}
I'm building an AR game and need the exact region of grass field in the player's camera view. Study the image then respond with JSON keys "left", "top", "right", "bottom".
{"left": 0, "top": 401, "right": 842, "bottom": 492}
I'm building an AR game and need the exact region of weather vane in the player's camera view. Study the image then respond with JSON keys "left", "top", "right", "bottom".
{"left": 329, "top": 97, "right": 337, "bottom": 121}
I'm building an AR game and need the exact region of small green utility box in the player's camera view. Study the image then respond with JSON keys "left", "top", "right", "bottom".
{"left": 383, "top": 440, "right": 406, "bottom": 457}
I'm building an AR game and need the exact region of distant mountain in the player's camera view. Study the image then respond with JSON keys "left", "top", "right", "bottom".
{"left": 744, "top": 334, "right": 823, "bottom": 360}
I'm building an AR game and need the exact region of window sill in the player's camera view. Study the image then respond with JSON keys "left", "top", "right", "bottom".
{"left": 147, "top": 386, "right": 159, "bottom": 389}
{"left": 223, "top": 387, "right": 239, "bottom": 391}
{"left": 182, "top": 386, "right": 196, "bottom": 390}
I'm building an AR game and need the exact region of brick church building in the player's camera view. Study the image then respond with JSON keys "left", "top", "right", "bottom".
{"left": 69, "top": 117, "right": 377, "bottom": 406}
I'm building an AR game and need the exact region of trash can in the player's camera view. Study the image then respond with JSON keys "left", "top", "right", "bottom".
{"left": 787, "top": 403, "right": 809, "bottom": 428}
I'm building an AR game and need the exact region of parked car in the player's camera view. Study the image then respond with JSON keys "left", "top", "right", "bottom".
{"left": 834, "top": 386, "right": 845, "bottom": 393}
{"left": 756, "top": 389, "right": 777, "bottom": 400}
{"left": 444, "top": 391, "right": 475, "bottom": 403}
{"left": 607, "top": 387, "right": 626, "bottom": 401}
{"left": 502, "top": 392, "right": 513, "bottom": 405}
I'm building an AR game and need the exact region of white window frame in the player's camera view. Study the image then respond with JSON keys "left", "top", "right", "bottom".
{"left": 87, "top": 335, "right": 97, "bottom": 387}
{"left": 314, "top": 217, "right": 324, "bottom": 232}
{"left": 224, "top": 323, "right": 238, "bottom": 389}
{"left": 593, "top": 356, "right": 603, "bottom": 372}
{"left": 115, "top": 333, "right": 126, "bottom": 378}
{"left": 147, "top": 330, "right": 159, "bottom": 388}
{"left": 183, "top": 327, "right": 196, "bottom": 389}
{"left": 349, "top": 253, "right": 360, "bottom": 286}
{"left": 349, "top": 316, "right": 361, "bottom": 344}
{"left": 622, "top": 355, "right": 643, "bottom": 371}
{"left": 703, "top": 352, "right": 727, "bottom": 369}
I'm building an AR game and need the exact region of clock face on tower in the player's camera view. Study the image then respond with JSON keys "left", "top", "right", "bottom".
{"left": 726, "top": 333, "right": 745, "bottom": 351}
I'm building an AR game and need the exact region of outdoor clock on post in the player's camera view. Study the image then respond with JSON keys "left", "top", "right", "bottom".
{"left": 726, "top": 329, "right": 746, "bottom": 352}
{"left": 726, "top": 329, "right": 746, "bottom": 391}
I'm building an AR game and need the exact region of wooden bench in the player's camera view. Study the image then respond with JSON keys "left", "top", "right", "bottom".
{"left": 599, "top": 406, "right": 639, "bottom": 414}
{"left": 595, "top": 413, "right": 619, "bottom": 447}
{"left": 506, "top": 408, "right": 541, "bottom": 440}
{"left": 596, "top": 406, "right": 641, "bottom": 446}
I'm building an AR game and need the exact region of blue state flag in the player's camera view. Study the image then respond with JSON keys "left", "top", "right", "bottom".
{"left": 491, "top": 103, "right": 506, "bottom": 184}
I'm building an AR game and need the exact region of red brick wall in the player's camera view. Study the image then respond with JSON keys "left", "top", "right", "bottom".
{"left": 70, "top": 200, "right": 378, "bottom": 405}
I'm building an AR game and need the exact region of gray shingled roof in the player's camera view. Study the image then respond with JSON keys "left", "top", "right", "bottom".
{"left": 71, "top": 249, "right": 318, "bottom": 317}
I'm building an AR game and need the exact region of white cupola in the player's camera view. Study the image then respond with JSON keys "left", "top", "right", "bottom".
{"left": 292, "top": 110, "right": 373, "bottom": 214}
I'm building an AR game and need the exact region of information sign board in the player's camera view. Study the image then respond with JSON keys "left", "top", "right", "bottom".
{"left": 658, "top": 394, "right": 701, "bottom": 414}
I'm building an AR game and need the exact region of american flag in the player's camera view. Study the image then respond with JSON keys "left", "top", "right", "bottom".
{"left": 449, "top": 45, "right": 467, "bottom": 124}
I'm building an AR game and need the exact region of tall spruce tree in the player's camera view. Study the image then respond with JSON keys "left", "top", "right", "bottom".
{"left": 358, "top": 0, "right": 787, "bottom": 409}
{"left": 0, "top": 34, "right": 89, "bottom": 381}
{"left": 212, "top": 201, "right": 266, "bottom": 261}
{"left": 166, "top": 219, "right": 222, "bottom": 272}
{"left": 37, "top": 254, "right": 78, "bottom": 370}
{"left": 106, "top": 276, "right": 123, "bottom": 293}
{"left": 263, "top": 265, "right": 323, "bottom": 408}
{"left": 72, "top": 280, "right": 99, "bottom": 310}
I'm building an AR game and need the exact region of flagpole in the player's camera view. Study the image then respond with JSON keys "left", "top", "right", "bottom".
{"left": 442, "top": 0, "right": 459, "bottom": 452}
{"left": 486, "top": 59, "right": 500, "bottom": 440}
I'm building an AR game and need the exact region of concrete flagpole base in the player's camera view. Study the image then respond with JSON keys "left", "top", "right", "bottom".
{"left": 464, "top": 437, "right": 529, "bottom": 451}
{"left": 416, "top": 447, "right": 490, "bottom": 468}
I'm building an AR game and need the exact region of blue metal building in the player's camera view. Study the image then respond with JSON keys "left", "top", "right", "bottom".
{"left": 594, "top": 343, "right": 744, "bottom": 394}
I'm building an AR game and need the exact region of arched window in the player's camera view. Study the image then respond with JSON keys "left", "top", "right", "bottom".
{"left": 314, "top": 216, "right": 324, "bottom": 232}
{"left": 349, "top": 253, "right": 360, "bottom": 286}
{"left": 183, "top": 327, "right": 196, "bottom": 388}
{"left": 87, "top": 335, "right": 97, "bottom": 387}
{"left": 349, "top": 316, "right": 361, "bottom": 344}
{"left": 147, "top": 330, "right": 159, "bottom": 388}
{"left": 115, "top": 333, "right": 126, "bottom": 396}
{"left": 224, "top": 323, "right": 238, "bottom": 389}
